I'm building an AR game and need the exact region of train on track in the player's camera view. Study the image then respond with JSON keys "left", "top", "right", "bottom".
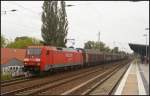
{"left": 23, "top": 46, "right": 127, "bottom": 74}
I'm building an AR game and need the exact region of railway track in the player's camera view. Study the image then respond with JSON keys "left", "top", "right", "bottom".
{"left": 1, "top": 60, "right": 130, "bottom": 96}
{"left": 1, "top": 76, "right": 36, "bottom": 87}
{"left": 15, "top": 60, "right": 129, "bottom": 96}
{"left": 1, "top": 62, "right": 114, "bottom": 96}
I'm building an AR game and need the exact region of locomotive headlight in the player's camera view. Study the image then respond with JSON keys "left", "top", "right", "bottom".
{"left": 24, "top": 58, "right": 29, "bottom": 61}
{"left": 35, "top": 58, "right": 40, "bottom": 62}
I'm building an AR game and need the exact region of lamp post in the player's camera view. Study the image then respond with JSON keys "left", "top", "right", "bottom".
{"left": 143, "top": 34, "right": 147, "bottom": 63}
{"left": 144, "top": 28, "right": 149, "bottom": 59}
{"left": 65, "top": 4, "right": 76, "bottom": 48}
{"left": 1, "top": 9, "right": 17, "bottom": 14}
{"left": 66, "top": 4, "right": 75, "bottom": 7}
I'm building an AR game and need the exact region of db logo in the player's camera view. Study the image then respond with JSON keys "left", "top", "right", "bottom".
{"left": 65, "top": 53, "right": 73, "bottom": 57}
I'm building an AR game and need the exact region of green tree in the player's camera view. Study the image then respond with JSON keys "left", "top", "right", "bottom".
{"left": 57, "top": 1, "right": 68, "bottom": 47}
{"left": 94, "top": 41, "right": 106, "bottom": 51}
{"left": 111, "top": 47, "right": 119, "bottom": 53}
{"left": 84, "top": 41, "right": 95, "bottom": 49}
{"left": 41, "top": 1, "right": 68, "bottom": 47}
{"left": 104, "top": 46, "right": 111, "bottom": 52}
{"left": 7, "top": 36, "right": 41, "bottom": 48}
{"left": 31, "top": 37, "right": 41, "bottom": 45}
{"left": 1, "top": 35, "right": 7, "bottom": 48}
{"left": 15, "top": 36, "right": 29, "bottom": 41}
{"left": 84, "top": 40, "right": 112, "bottom": 52}
{"left": 84, "top": 41, "right": 105, "bottom": 50}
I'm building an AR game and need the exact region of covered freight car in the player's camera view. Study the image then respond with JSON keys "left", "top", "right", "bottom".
{"left": 82, "top": 49, "right": 105, "bottom": 66}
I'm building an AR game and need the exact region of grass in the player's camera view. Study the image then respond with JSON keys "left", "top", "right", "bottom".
{"left": 1, "top": 72, "right": 12, "bottom": 81}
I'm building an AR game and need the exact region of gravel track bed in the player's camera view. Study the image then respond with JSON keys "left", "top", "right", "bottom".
{"left": 1, "top": 63, "right": 110, "bottom": 95}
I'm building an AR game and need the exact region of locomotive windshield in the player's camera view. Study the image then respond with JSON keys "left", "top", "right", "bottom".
{"left": 27, "top": 48, "right": 41, "bottom": 56}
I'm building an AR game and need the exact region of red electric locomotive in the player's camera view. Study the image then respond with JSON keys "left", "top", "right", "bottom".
{"left": 23, "top": 46, "right": 83, "bottom": 73}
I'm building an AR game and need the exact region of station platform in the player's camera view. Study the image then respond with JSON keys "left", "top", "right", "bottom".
{"left": 114, "top": 60, "right": 149, "bottom": 95}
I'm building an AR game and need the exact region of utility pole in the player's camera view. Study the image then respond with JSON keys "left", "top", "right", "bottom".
{"left": 98, "top": 31, "right": 100, "bottom": 51}
{"left": 113, "top": 41, "right": 116, "bottom": 55}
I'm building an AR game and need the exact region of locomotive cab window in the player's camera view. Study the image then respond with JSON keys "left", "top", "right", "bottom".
{"left": 27, "top": 48, "right": 41, "bottom": 57}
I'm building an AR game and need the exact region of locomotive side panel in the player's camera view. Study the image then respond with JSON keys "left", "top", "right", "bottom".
{"left": 42, "top": 49, "right": 54, "bottom": 71}
{"left": 74, "top": 52, "right": 83, "bottom": 65}
{"left": 40, "top": 48, "right": 46, "bottom": 71}
{"left": 52, "top": 51, "right": 67, "bottom": 68}
{"left": 50, "top": 50, "right": 82, "bottom": 68}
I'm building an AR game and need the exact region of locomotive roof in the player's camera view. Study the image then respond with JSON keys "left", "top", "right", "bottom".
{"left": 28, "top": 45, "right": 49, "bottom": 48}
{"left": 27, "top": 46, "right": 79, "bottom": 52}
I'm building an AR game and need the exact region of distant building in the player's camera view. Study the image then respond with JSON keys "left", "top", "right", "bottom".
{"left": 1, "top": 48, "right": 26, "bottom": 77}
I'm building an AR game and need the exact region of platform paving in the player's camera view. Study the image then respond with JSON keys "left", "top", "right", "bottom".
{"left": 121, "top": 63, "right": 138, "bottom": 95}
{"left": 115, "top": 60, "right": 147, "bottom": 95}
{"left": 138, "top": 63, "right": 149, "bottom": 94}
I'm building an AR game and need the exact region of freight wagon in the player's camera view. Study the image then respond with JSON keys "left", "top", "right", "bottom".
{"left": 82, "top": 49, "right": 105, "bottom": 66}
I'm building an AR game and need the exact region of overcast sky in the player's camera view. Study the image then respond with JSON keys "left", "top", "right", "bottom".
{"left": 1, "top": 1, "right": 149, "bottom": 53}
